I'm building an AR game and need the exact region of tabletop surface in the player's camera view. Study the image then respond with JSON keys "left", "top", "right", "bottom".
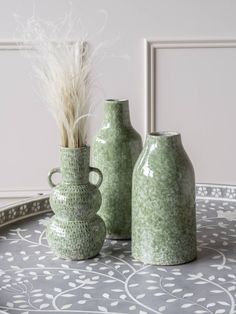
{"left": 0, "top": 184, "right": 236, "bottom": 314}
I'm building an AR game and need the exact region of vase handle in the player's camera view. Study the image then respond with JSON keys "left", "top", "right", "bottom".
{"left": 89, "top": 167, "right": 103, "bottom": 188}
{"left": 48, "top": 167, "right": 61, "bottom": 188}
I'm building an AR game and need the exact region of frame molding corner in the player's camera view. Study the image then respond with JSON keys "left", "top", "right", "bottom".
{"left": 145, "top": 38, "right": 236, "bottom": 133}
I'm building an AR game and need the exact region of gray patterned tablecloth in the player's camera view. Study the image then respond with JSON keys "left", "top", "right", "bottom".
{"left": 0, "top": 184, "right": 236, "bottom": 314}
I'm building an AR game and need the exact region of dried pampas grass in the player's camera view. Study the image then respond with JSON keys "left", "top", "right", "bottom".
{"left": 34, "top": 40, "right": 93, "bottom": 148}
{"left": 18, "top": 16, "right": 98, "bottom": 148}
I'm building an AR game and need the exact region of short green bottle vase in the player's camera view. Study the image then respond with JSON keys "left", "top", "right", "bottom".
{"left": 92, "top": 99, "right": 142, "bottom": 239}
{"left": 46, "top": 146, "right": 106, "bottom": 260}
{"left": 132, "top": 132, "right": 197, "bottom": 265}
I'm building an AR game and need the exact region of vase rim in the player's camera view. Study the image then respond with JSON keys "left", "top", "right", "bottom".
{"left": 60, "top": 145, "right": 90, "bottom": 151}
{"left": 105, "top": 98, "right": 128, "bottom": 103}
{"left": 149, "top": 131, "right": 180, "bottom": 138}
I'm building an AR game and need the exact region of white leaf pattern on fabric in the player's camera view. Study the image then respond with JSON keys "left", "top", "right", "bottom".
{"left": 0, "top": 185, "right": 236, "bottom": 313}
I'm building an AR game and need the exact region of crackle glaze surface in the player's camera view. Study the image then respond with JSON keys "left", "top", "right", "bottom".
{"left": 47, "top": 146, "right": 106, "bottom": 260}
{"left": 0, "top": 185, "right": 236, "bottom": 314}
{"left": 132, "top": 132, "right": 197, "bottom": 265}
{"left": 92, "top": 100, "right": 142, "bottom": 239}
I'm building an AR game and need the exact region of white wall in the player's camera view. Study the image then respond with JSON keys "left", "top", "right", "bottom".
{"left": 0, "top": 0, "right": 236, "bottom": 194}
{"left": 155, "top": 46, "right": 236, "bottom": 184}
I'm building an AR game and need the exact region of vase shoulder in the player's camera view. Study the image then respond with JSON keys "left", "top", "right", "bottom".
{"left": 95, "top": 124, "right": 142, "bottom": 142}
{"left": 134, "top": 133, "right": 194, "bottom": 186}
{"left": 50, "top": 181, "right": 102, "bottom": 221}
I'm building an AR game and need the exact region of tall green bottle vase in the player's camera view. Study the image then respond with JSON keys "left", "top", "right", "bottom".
{"left": 92, "top": 99, "right": 142, "bottom": 239}
{"left": 132, "top": 132, "right": 197, "bottom": 265}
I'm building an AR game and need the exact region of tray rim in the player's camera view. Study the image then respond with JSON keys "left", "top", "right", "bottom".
{"left": 0, "top": 194, "right": 50, "bottom": 229}
{"left": 0, "top": 183, "right": 236, "bottom": 229}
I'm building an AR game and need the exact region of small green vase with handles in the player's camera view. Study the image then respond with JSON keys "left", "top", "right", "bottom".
{"left": 92, "top": 99, "right": 142, "bottom": 239}
{"left": 46, "top": 145, "right": 106, "bottom": 260}
{"left": 132, "top": 132, "right": 197, "bottom": 265}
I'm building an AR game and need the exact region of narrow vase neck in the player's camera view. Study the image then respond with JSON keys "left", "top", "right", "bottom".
{"left": 60, "top": 146, "right": 90, "bottom": 184}
{"left": 103, "top": 99, "right": 131, "bottom": 128}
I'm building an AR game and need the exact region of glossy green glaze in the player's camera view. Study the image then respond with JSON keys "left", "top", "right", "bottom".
{"left": 132, "top": 132, "right": 197, "bottom": 265}
{"left": 92, "top": 99, "right": 142, "bottom": 239}
{"left": 46, "top": 146, "right": 106, "bottom": 260}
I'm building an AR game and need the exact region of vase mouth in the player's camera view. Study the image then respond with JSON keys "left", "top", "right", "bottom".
{"left": 106, "top": 99, "right": 128, "bottom": 103}
{"left": 149, "top": 131, "right": 180, "bottom": 138}
{"left": 60, "top": 145, "right": 89, "bottom": 151}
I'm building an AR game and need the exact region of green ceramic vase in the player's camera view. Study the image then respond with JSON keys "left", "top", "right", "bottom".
{"left": 46, "top": 146, "right": 106, "bottom": 260}
{"left": 132, "top": 132, "right": 197, "bottom": 265}
{"left": 92, "top": 99, "right": 142, "bottom": 239}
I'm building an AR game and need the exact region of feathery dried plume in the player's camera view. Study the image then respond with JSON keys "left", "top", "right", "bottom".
{"left": 18, "top": 15, "right": 97, "bottom": 148}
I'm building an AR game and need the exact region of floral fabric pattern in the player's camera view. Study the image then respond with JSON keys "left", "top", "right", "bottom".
{"left": 0, "top": 184, "right": 236, "bottom": 314}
